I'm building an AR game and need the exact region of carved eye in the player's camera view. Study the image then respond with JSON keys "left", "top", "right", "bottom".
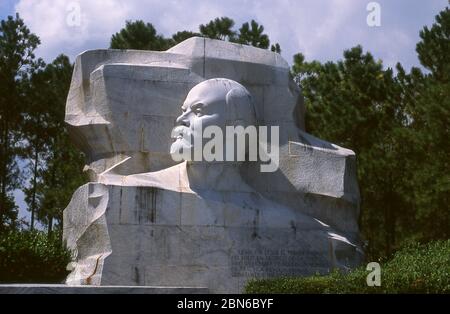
{"left": 193, "top": 104, "right": 203, "bottom": 116}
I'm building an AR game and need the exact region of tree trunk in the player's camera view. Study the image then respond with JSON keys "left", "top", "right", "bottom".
{"left": 384, "top": 202, "right": 391, "bottom": 256}
{"left": 384, "top": 186, "right": 397, "bottom": 257}
{"left": 388, "top": 192, "right": 397, "bottom": 251}
{"left": 47, "top": 216, "right": 53, "bottom": 236}
{"left": 0, "top": 125, "right": 4, "bottom": 229}
{"left": 0, "top": 118, "right": 9, "bottom": 231}
{"left": 47, "top": 152, "right": 57, "bottom": 236}
{"left": 30, "top": 145, "right": 39, "bottom": 230}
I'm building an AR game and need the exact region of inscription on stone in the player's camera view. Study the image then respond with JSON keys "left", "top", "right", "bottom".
{"left": 230, "top": 249, "right": 329, "bottom": 277}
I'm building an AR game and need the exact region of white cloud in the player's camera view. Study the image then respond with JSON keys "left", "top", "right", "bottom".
{"left": 13, "top": 0, "right": 446, "bottom": 68}
{"left": 250, "top": 0, "right": 361, "bottom": 62}
{"left": 370, "top": 28, "right": 414, "bottom": 69}
{"left": 15, "top": 0, "right": 131, "bottom": 60}
{"left": 14, "top": 0, "right": 363, "bottom": 63}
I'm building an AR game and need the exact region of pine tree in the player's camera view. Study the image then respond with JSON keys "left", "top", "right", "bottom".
{"left": 236, "top": 20, "right": 270, "bottom": 49}
{"left": 110, "top": 20, "right": 171, "bottom": 50}
{"left": 199, "top": 17, "right": 236, "bottom": 41}
{"left": 24, "top": 55, "right": 87, "bottom": 233}
{"left": 0, "top": 14, "right": 40, "bottom": 230}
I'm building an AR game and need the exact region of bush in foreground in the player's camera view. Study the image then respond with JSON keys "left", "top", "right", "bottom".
{"left": 0, "top": 230, "right": 71, "bottom": 283}
{"left": 245, "top": 240, "right": 450, "bottom": 294}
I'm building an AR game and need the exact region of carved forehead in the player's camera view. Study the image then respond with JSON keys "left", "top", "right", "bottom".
{"left": 183, "top": 79, "right": 244, "bottom": 107}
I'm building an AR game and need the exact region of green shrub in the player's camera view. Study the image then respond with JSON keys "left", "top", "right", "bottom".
{"left": 0, "top": 230, "right": 72, "bottom": 283}
{"left": 245, "top": 240, "right": 450, "bottom": 294}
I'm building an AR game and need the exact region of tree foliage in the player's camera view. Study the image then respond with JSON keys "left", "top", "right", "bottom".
{"left": 416, "top": 8, "right": 450, "bottom": 81}
{"left": 292, "top": 7, "right": 450, "bottom": 259}
{"left": 0, "top": 229, "right": 71, "bottom": 283}
{"left": 0, "top": 14, "right": 40, "bottom": 230}
{"left": 110, "top": 20, "right": 171, "bottom": 50}
{"left": 171, "top": 31, "right": 201, "bottom": 45}
{"left": 22, "top": 55, "right": 87, "bottom": 232}
{"left": 200, "top": 17, "right": 281, "bottom": 52}
{"left": 199, "top": 17, "right": 236, "bottom": 41}
{"left": 235, "top": 20, "right": 270, "bottom": 49}
{"left": 1, "top": 14, "right": 86, "bottom": 233}
{"left": 110, "top": 17, "right": 281, "bottom": 54}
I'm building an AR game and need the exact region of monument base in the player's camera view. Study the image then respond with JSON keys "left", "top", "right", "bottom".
{"left": 0, "top": 284, "right": 208, "bottom": 294}
{"left": 63, "top": 183, "right": 363, "bottom": 293}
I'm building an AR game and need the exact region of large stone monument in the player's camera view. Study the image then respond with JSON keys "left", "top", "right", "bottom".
{"left": 63, "top": 37, "right": 363, "bottom": 293}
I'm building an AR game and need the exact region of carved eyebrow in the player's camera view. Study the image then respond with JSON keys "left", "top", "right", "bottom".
{"left": 191, "top": 103, "right": 203, "bottom": 110}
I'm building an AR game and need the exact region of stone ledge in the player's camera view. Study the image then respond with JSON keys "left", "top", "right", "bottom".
{"left": 0, "top": 284, "right": 208, "bottom": 294}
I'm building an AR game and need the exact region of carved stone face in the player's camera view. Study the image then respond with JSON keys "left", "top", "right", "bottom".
{"left": 170, "top": 78, "right": 255, "bottom": 162}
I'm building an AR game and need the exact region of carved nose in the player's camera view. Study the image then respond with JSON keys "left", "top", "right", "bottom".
{"left": 176, "top": 112, "right": 190, "bottom": 127}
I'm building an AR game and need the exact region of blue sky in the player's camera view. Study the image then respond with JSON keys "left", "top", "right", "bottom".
{"left": 1, "top": 0, "right": 448, "bottom": 224}
{"left": 1, "top": 0, "right": 448, "bottom": 69}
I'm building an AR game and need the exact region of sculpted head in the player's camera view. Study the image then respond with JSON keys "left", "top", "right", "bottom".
{"left": 170, "top": 78, "right": 256, "bottom": 162}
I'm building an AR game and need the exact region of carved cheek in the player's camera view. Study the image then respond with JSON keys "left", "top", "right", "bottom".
{"left": 200, "top": 114, "right": 224, "bottom": 129}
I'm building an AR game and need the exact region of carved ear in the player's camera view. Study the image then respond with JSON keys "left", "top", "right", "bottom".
{"left": 226, "top": 87, "right": 253, "bottom": 123}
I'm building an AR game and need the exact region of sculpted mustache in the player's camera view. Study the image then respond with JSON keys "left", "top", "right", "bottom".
{"left": 171, "top": 126, "right": 192, "bottom": 139}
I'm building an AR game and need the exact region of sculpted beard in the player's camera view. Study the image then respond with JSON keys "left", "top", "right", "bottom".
{"left": 170, "top": 125, "right": 193, "bottom": 161}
